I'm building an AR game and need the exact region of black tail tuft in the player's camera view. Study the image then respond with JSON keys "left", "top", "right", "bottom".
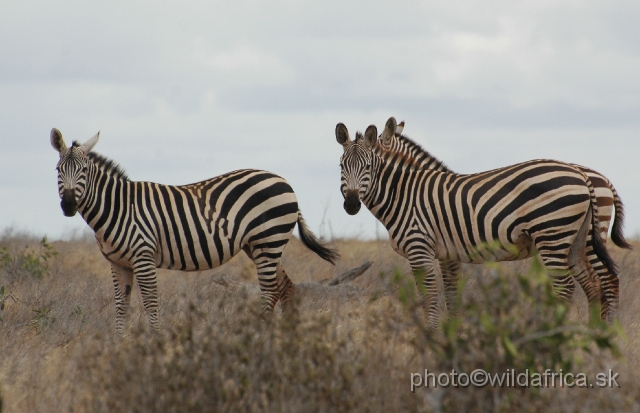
{"left": 611, "top": 188, "right": 632, "bottom": 249}
{"left": 611, "top": 215, "right": 632, "bottom": 249}
{"left": 297, "top": 212, "right": 339, "bottom": 265}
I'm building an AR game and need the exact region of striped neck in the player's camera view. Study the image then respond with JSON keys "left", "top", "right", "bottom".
{"left": 362, "top": 148, "right": 429, "bottom": 223}
{"left": 77, "top": 155, "right": 132, "bottom": 237}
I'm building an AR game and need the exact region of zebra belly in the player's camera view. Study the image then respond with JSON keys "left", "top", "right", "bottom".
{"left": 153, "top": 219, "right": 237, "bottom": 271}
{"left": 440, "top": 233, "right": 534, "bottom": 264}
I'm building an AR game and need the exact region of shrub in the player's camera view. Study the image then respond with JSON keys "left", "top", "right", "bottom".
{"left": 403, "top": 258, "right": 623, "bottom": 411}
{"left": 0, "top": 237, "right": 58, "bottom": 283}
{"left": 67, "top": 293, "right": 415, "bottom": 413}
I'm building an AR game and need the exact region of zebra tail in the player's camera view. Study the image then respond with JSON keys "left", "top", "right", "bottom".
{"left": 586, "top": 177, "right": 619, "bottom": 277}
{"left": 592, "top": 224, "right": 619, "bottom": 277}
{"left": 610, "top": 184, "right": 632, "bottom": 249}
{"left": 296, "top": 211, "right": 340, "bottom": 265}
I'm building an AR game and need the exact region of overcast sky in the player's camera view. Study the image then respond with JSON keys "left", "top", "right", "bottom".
{"left": 1, "top": 0, "right": 639, "bottom": 242}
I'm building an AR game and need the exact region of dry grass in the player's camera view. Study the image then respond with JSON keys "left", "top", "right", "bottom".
{"left": 0, "top": 229, "right": 639, "bottom": 412}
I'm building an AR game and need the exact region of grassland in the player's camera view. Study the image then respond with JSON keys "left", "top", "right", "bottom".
{"left": 0, "top": 228, "right": 638, "bottom": 412}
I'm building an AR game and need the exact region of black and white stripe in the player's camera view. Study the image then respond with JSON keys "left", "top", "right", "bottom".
{"left": 336, "top": 119, "right": 619, "bottom": 328}
{"left": 382, "top": 119, "right": 629, "bottom": 320}
{"left": 51, "top": 128, "right": 338, "bottom": 334}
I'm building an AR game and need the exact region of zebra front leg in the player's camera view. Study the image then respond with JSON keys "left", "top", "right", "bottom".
{"left": 440, "top": 260, "right": 461, "bottom": 317}
{"left": 132, "top": 255, "right": 160, "bottom": 331}
{"left": 409, "top": 250, "right": 439, "bottom": 330}
{"left": 111, "top": 263, "right": 134, "bottom": 336}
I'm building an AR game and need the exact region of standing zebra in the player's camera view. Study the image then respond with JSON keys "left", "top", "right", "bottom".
{"left": 336, "top": 120, "right": 619, "bottom": 328}
{"left": 51, "top": 128, "right": 338, "bottom": 335}
{"left": 390, "top": 120, "right": 630, "bottom": 249}
{"left": 383, "top": 119, "right": 630, "bottom": 320}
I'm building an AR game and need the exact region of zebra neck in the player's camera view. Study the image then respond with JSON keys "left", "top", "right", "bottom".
{"left": 77, "top": 166, "right": 133, "bottom": 238}
{"left": 361, "top": 157, "right": 400, "bottom": 225}
{"left": 362, "top": 154, "right": 447, "bottom": 228}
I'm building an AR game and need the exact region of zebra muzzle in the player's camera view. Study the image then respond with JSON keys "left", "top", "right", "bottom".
{"left": 343, "top": 190, "right": 361, "bottom": 215}
{"left": 60, "top": 189, "right": 78, "bottom": 217}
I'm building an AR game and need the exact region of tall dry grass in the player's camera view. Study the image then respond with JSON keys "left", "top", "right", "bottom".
{"left": 0, "top": 229, "right": 638, "bottom": 412}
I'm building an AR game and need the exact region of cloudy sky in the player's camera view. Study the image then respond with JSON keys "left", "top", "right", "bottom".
{"left": 1, "top": 0, "right": 639, "bottom": 242}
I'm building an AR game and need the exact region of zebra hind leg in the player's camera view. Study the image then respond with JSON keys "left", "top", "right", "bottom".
{"left": 536, "top": 207, "right": 591, "bottom": 312}
{"left": 275, "top": 262, "right": 296, "bottom": 316}
{"left": 570, "top": 208, "right": 619, "bottom": 322}
{"left": 535, "top": 247, "right": 576, "bottom": 302}
{"left": 243, "top": 245, "right": 283, "bottom": 318}
{"left": 571, "top": 230, "right": 604, "bottom": 320}
{"left": 538, "top": 256, "right": 576, "bottom": 301}
{"left": 111, "top": 263, "right": 134, "bottom": 336}
{"left": 599, "top": 270, "right": 619, "bottom": 322}
{"left": 589, "top": 233, "right": 620, "bottom": 322}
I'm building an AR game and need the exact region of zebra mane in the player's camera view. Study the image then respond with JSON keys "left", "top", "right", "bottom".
{"left": 86, "top": 151, "right": 129, "bottom": 180}
{"left": 353, "top": 130, "right": 452, "bottom": 172}
{"left": 394, "top": 134, "right": 453, "bottom": 173}
{"left": 378, "top": 145, "right": 426, "bottom": 170}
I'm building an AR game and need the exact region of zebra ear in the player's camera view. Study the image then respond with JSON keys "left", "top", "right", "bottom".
{"left": 80, "top": 131, "right": 100, "bottom": 155}
{"left": 50, "top": 128, "right": 67, "bottom": 154}
{"left": 335, "top": 123, "right": 351, "bottom": 148}
{"left": 395, "top": 120, "right": 405, "bottom": 137}
{"left": 363, "top": 125, "right": 378, "bottom": 149}
{"left": 380, "top": 117, "right": 397, "bottom": 145}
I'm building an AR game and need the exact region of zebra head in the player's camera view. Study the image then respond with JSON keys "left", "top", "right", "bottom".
{"left": 336, "top": 122, "right": 380, "bottom": 215}
{"left": 50, "top": 128, "right": 100, "bottom": 217}
{"left": 376, "top": 116, "right": 401, "bottom": 149}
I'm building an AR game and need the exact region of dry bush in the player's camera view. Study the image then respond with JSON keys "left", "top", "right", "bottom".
{"left": 406, "top": 259, "right": 627, "bottom": 411}
{"left": 0, "top": 232, "right": 639, "bottom": 413}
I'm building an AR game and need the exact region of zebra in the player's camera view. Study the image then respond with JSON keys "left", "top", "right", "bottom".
{"left": 382, "top": 119, "right": 630, "bottom": 320}
{"left": 391, "top": 120, "right": 630, "bottom": 249}
{"left": 51, "top": 128, "right": 338, "bottom": 335}
{"left": 335, "top": 119, "right": 619, "bottom": 328}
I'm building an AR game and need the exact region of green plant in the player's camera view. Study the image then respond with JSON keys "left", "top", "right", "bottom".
{"left": 31, "top": 306, "right": 55, "bottom": 332}
{"left": 401, "top": 257, "right": 623, "bottom": 411}
{"left": 71, "top": 305, "right": 86, "bottom": 323}
{"left": 0, "top": 237, "right": 58, "bottom": 282}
